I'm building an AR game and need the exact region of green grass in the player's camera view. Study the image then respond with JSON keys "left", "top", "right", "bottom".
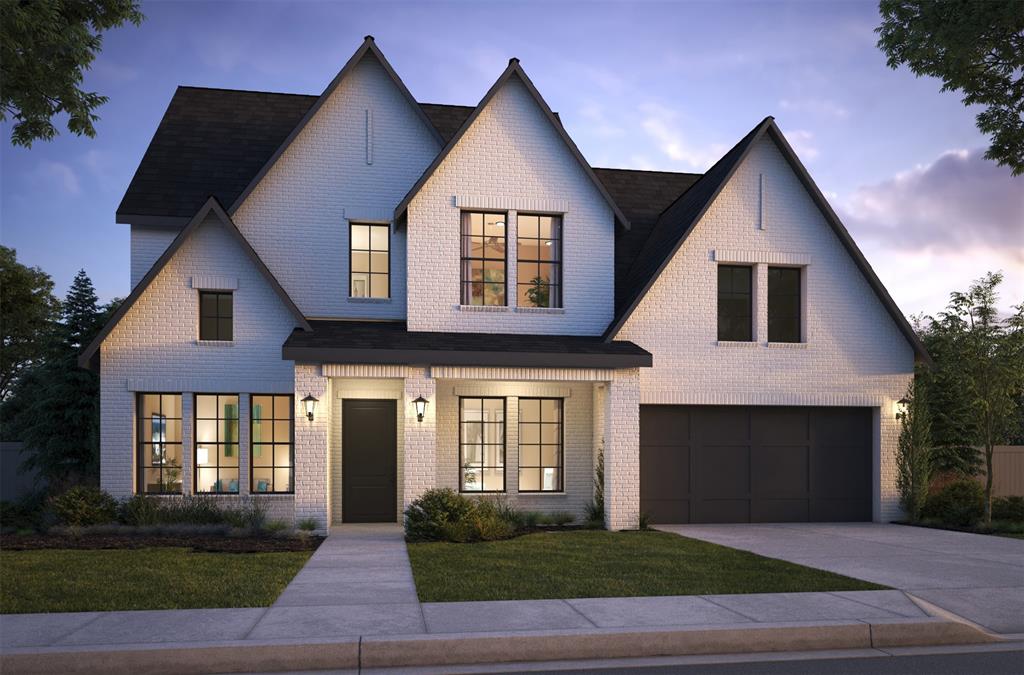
{"left": 408, "top": 530, "right": 886, "bottom": 602}
{"left": 1, "top": 548, "right": 312, "bottom": 614}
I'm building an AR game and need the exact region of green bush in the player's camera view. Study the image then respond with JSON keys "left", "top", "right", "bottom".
{"left": 522, "top": 511, "right": 542, "bottom": 528}
{"left": 548, "top": 511, "right": 575, "bottom": 526}
{"left": 472, "top": 500, "right": 518, "bottom": 541}
{"left": 404, "top": 488, "right": 477, "bottom": 541}
{"left": 117, "top": 495, "right": 162, "bottom": 526}
{"left": 50, "top": 487, "right": 118, "bottom": 526}
{"left": 922, "top": 480, "right": 984, "bottom": 527}
{"left": 297, "top": 517, "right": 319, "bottom": 531}
{"left": 222, "top": 500, "right": 267, "bottom": 530}
{"left": 263, "top": 519, "right": 290, "bottom": 534}
{"left": 992, "top": 496, "right": 1024, "bottom": 522}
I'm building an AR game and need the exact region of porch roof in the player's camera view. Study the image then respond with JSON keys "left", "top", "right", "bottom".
{"left": 282, "top": 320, "right": 652, "bottom": 369}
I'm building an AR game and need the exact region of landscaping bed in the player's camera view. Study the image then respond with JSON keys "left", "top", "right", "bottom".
{"left": 1, "top": 529, "right": 323, "bottom": 553}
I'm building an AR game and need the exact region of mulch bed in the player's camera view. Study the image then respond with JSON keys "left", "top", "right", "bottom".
{"left": 1, "top": 533, "right": 325, "bottom": 553}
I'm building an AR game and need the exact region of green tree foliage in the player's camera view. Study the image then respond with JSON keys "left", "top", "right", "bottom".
{"left": 876, "top": 1, "right": 1024, "bottom": 175}
{"left": 0, "top": 246, "right": 60, "bottom": 402}
{"left": 0, "top": 0, "right": 144, "bottom": 147}
{"left": 896, "top": 376, "right": 933, "bottom": 522}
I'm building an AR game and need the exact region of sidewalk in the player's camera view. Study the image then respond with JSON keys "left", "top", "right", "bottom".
{"left": 0, "top": 524, "right": 1000, "bottom": 673}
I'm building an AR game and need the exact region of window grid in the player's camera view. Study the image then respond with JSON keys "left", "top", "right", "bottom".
{"left": 516, "top": 214, "right": 562, "bottom": 308}
{"left": 460, "top": 212, "right": 507, "bottom": 306}
{"left": 193, "top": 394, "right": 240, "bottom": 494}
{"left": 137, "top": 393, "right": 183, "bottom": 495}
{"left": 459, "top": 397, "right": 506, "bottom": 492}
{"left": 349, "top": 223, "right": 390, "bottom": 299}
{"left": 518, "top": 398, "right": 564, "bottom": 492}
{"left": 768, "top": 266, "right": 802, "bottom": 343}
{"left": 251, "top": 394, "right": 295, "bottom": 494}
{"left": 199, "top": 291, "right": 232, "bottom": 341}
{"left": 717, "top": 265, "right": 753, "bottom": 341}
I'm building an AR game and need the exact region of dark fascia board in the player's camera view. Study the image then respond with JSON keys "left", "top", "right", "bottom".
{"left": 79, "top": 197, "right": 311, "bottom": 371}
{"left": 115, "top": 214, "right": 191, "bottom": 227}
{"left": 603, "top": 117, "right": 931, "bottom": 364}
{"left": 282, "top": 345, "right": 652, "bottom": 369}
{"left": 227, "top": 36, "right": 445, "bottom": 216}
{"left": 393, "top": 60, "right": 630, "bottom": 230}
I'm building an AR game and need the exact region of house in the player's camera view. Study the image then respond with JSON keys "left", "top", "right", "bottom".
{"left": 81, "top": 36, "right": 927, "bottom": 531}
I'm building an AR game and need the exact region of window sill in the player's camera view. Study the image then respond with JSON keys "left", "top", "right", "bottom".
{"left": 716, "top": 340, "right": 758, "bottom": 348}
{"left": 348, "top": 297, "right": 392, "bottom": 304}
{"left": 767, "top": 341, "right": 808, "bottom": 349}
{"left": 456, "top": 305, "right": 510, "bottom": 313}
{"left": 514, "top": 306, "right": 565, "bottom": 315}
{"left": 196, "top": 340, "right": 233, "bottom": 347}
{"left": 517, "top": 491, "right": 566, "bottom": 496}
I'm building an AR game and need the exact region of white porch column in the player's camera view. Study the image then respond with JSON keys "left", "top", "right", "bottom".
{"left": 294, "top": 364, "right": 329, "bottom": 532}
{"left": 403, "top": 367, "right": 437, "bottom": 512}
{"left": 604, "top": 368, "right": 640, "bottom": 530}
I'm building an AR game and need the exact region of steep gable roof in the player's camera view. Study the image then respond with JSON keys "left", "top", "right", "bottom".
{"left": 393, "top": 59, "right": 630, "bottom": 229}
{"left": 604, "top": 117, "right": 930, "bottom": 363}
{"left": 80, "top": 197, "right": 310, "bottom": 371}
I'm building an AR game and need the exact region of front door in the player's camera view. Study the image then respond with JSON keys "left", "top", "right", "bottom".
{"left": 342, "top": 399, "right": 397, "bottom": 523}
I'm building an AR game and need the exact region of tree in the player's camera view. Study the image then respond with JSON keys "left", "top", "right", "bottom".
{"left": 0, "top": 0, "right": 144, "bottom": 147}
{"left": 876, "top": 1, "right": 1024, "bottom": 175}
{"left": 896, "top": 376, "right": 933, "bottom": 522}
{"left": 0, "top": 246, "right": 60, "bottom": 402}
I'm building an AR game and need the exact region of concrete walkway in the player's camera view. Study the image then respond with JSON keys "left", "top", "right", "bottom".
{"left": 659, "top": 523, "right": 1024, "bottom": 635}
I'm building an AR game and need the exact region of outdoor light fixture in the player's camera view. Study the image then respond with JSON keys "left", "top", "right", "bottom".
{"left": 302, "top": 394, "right": 319, "bottom": 422}
{"left": 413, "top": 396, "right": 429, "bottom": 422}
{"left": 895, "top": 397, "right": 910, "bottom": 420}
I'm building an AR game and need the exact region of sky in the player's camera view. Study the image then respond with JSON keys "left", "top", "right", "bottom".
{"left": 1, "top": 0, "right": 1021, "bottom": 317}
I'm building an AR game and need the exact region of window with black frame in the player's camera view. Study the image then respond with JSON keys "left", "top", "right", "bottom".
{"left": 517, "top": 214, "right": 561, "bottom": 308}
{"left": 251, "top": 395, "right": 294, "bottom": 493}
{"left": 137, "top": 393, "right": 183, "bottom": 494}
{"left": 518, "top": 398, "right": 563, "bottom": 492}
{"left": 717, "top": 265, "right": 753, "bottom": 341}
{"left": 460, "top": 397, "right": 505, "bottom": 492}
{"left": 768, "top": 266, "right": 801, "bottom": 342}
{"left": 460, "top": 212, "right": 507, "bottom": 306}
{"left": 194, "top": 394, "right": 239, "bottom": 493}
{"left": 350, "top": 223, "right": 389, "bottom": 298}
{"left": 199, "top": 291, "right": 232, "bottom": 341}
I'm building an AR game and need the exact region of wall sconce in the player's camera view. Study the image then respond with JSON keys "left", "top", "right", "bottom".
{"left": 413, "top": 395, "right": 429, "bottom": 422}
{"left": 895, "top": 397, "right": 910, "bottom": 420}
{"left": 302, "top": 394, "right": 319, "bottom": 422}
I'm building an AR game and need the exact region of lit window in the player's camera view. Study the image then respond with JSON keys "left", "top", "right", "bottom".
{"left": 518, "top": 398, "right": 563, "bottom": 492}
{"left": 350, "top": 223, "right": 389, "bottom": 298}
{"left": 517, "top": 214, "right": 561, "bottom": 308}
{"left": 137, "top": 393, "right": 182, "bottom": 494}
{"left": 460, "top": 397, "right": 505, "bottom": 492}
{"left": 194, "top": 394, "right": 239, "bottom": 493}
{"left": 251, "top": 395, "right": 294, "bottom": 493}
{"left": 460, "top": 212, "right": 506, "bottom": 306}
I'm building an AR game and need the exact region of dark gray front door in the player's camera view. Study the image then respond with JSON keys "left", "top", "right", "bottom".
{"left": 342, "top": 399, "right": 397, "bottom": 523}
{"left": 640, "top": 405, "right": 872, "bottom": 524}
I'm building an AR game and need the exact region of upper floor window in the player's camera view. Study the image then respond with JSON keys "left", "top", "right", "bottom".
{"left": 517, "top": 214, "right": 562, "bottom": 308}
{"left": 251, "top": 395, "right": 295, "bottom": 494}
{"left": 194, "top": 394, "right": 239, "bottom": 494}
{"left": 350, "top": 223, "right": 389, "bottom": 299}
{"left": 460, "top": 212, "right": 506, "bottom": 306}
{"left": 137, "top": 393, "right": 182, "bottom": 494}
{"left": 518, "top": 398, "right": 563, "bottom": 492}
{"left": 718, "top": 265, "right": 752, "bottom": 341}
{"left": 460, "top": 397, "right": 506, "bottom": 492}
{"left": 199, "top": 291, "right": 232, "bottom": 341}
{"left": 768, "top": 266, "right": 801, "bottom": 343}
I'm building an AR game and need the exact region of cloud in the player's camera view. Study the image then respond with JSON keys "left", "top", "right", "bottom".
{"left": 786, "top": 129, "right": 820, "bottom": 161}
{"left": 577, "top": 102, "right": 623, "bottom": 138}
{"left": 638, "top": 103, "right": 727, "bottom": 170}
{"left": 779, "top": 98, "right": 849, "bottom": 119}
{"left": 36, "top": 161, "right": 81, "bottom": 195}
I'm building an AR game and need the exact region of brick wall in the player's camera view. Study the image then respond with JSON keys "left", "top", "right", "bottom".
{"left": 130, "top": 225, "right": 177, "bottom": 288}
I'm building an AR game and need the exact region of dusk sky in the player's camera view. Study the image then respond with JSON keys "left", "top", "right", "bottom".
{"left": 2, "top": 0, "right": 1021, "bottom": 316}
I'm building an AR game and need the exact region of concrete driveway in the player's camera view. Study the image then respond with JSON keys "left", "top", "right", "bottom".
{"left": 658, "top": 523, "right": 1024, "bottom": 635}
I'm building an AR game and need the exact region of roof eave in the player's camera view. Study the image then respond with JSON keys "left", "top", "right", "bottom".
{"left": 282, "top": 345, "right": 652, "bottom": 369}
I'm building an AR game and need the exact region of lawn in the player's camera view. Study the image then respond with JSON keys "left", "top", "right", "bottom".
{"left": 0, "top": 548, "right": 312, "bottom": 614}
{"left": 407, "top": 530, "right": 886, "bottom": 602}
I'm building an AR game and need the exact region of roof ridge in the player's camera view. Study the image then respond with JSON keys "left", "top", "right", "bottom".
{"left": 176, "top": 85, "right": 316, "bottom": 97}
{"left": 593, "top": 166, "right": 703, "bottom": 177}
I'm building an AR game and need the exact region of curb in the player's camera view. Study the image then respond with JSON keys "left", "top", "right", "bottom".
{"left": 0, "top": 617, "right": 997, "bottom": 674}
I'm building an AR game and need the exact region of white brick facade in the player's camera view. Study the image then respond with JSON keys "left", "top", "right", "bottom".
{"left": 129, "top": 225, "right": 176, "bottom": 288}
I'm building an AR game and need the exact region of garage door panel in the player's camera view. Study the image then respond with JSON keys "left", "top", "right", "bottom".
{"left": 752, "top": 408, "right": 809, "bottom": 444}
{"left": 812, "top": 497, "right": 871, "bottom": 522}
{"left": 694, "top": 407, "right": 750, "bottom": 443}
{"left": 646, "top": 498, "right": 690, "bottom": 524}
{"left": 812, "top": 408, "right": 871, "bottom": 445}
{"left": 811, "top": 444, "right": 871, "bottom": 498}
{"left": 752, "top": 445, "right": 809, "bottom": 497}
{"left": 639, "top": 406, "right": 691, "bottom": 446}
{"left": 695, "top": 499, "right": 750, "bottom": 523}
{"left": 694, "top": 445, "right": 749, "bottom": 497}
{"left": 753, "top": 499, "right": 809, "bottom": 523}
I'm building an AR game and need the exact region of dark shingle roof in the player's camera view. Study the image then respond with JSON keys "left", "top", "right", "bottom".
{"left": 418, "top": 103, "right": 473, "bottom": 143}
{"left": 283, "top": 320, "right": 652, "bottom": 368}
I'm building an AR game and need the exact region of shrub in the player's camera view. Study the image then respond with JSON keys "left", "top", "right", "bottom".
{"left": 50, "top": 487, "right": 118, "bottom": 526}
{"left": 472, "top": 500, "right": 518, "bottom": 541}
{"left": 222, "top": 500, "right": 267, "bottom": 530}
{"left": 921, "top": 480, "right": 984, "bottom": 527}
{"left": 522, "top": 511, "right": 542, "bottom": 528}
{"left": 992, "top": 496, "right": 1024, "bottom": 522}
{"left": 118, "top": 495, "right": 162, "bottom": 526}
{"left": 297, "top": 517, "right": 319, "bottom": 531}
{"left": 638, "top": 511, "right": 651, "bottom": 530}
{"left": 263, "top": 519, "right": 290, "bottom": 534}
{"left": 404, "top": 488, "right": 477, "bottom": 542}
{"left": 548, "top": 511, "right": 575, "bottom": 526}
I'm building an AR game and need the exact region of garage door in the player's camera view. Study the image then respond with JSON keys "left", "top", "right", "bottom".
{"left": 640, "top": 406, "right": 872, "bottom": 523}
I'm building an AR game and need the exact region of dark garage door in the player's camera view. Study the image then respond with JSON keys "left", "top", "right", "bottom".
{"left": 640, "top": 406, "right": 872, "bottom": 523}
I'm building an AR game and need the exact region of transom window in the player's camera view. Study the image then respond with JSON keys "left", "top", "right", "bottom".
{"left": 517, "top": 214, "right": 562, "bottom": 308}
{"left": 460, "top": 397, "right": 506, "bottom": 492}
{"left": 194, "top": 394, "right": 240, "bottom": 493}
{"left": 768, "top": 266, "right": 802, "bottom": 343}
{"left": 251, "top": 395, "right": 294, "bottom": 494}
{"left": 137, "top": 393, "right": 182, "bottom": 494}
{"left": 518, "top": 398, "right": 563, "bottom": 492}
{"left": 717, "top": 265, "right": 753, "bottom": 341}
{"left": 460, "top": 212, "right": 507, "bottom": 306}
{"left": 350, "top": 223, "right": 389, "bottom": 299}
{"left": 199, "top": 291, "right": 232, "bottom": 341}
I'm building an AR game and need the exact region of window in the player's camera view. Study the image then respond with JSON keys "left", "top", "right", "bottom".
{"left": 137, "top": 394, "right": 182, "bottom": 494}
{"left": 194, "top": 394, "right": 239, "bottom": 493}
{"left": 518, "top": 398, "right": 563, "bottom": 492}
{"left": 768, "top": 266, "right": 801, "bottom": 343}
{"left": 517, "top": 214, "right": 562, "bottom": 308}
{"left": 199, "top": 291, "right": 232, "bottom": 341}
{"left": 460, "top": 397, "right": 505, "bottom": 492}
{"left": 460, "top": 212, "right": 506, "bottom": 306}
{"left": 251, "top": 395, "right": 294, "bottom": 493}
{"left": 350, "top": 223, "right": 389, "bottom": 298}
{"left": 717, "top": 265, "right": 753, "bottom": 341}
